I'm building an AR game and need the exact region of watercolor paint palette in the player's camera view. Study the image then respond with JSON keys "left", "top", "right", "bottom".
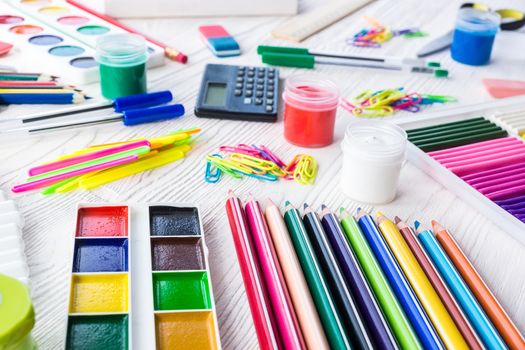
{"left": 1, "top": 0, "right": 164, "bottom": 84}
{"left": 396, "top": 95, "right": 525, "bottom": 246}
{"left": 65, "top": 203, "right": 221, "bottom": 350}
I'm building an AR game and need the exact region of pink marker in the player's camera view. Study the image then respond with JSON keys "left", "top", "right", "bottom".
{"left": 245, "top": 196, "right": 306, "bottom": 350}
{"left": 12, "top": 155, "right": 137, "bottom": 193}
{"left": 29, "top": 140, "right": 150, "bottom": 176}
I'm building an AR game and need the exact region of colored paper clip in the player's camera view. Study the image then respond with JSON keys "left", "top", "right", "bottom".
{"left": 205, "top": 154, "right": 223, "bottom": 183}
{"left": 229, "top": 153, "right": 278, "bottom": 172}
{"left": 219, "top": 144, "right": 260, "bottom": 156}
{"left": 352, "top": 106, "right": 394, "bottom": 117}
{"left": 294, "top": 155, "right": 317, "bottom": 184}
{"left": 235, "top": 169, "right": 278, "bottom": 182}
{"left": 206, "top": 155, "right": 246, "bottom": 177}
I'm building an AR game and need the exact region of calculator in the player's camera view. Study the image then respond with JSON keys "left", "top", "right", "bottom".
{"left": 195, "top": 64, "right": 279, "bottom": 122}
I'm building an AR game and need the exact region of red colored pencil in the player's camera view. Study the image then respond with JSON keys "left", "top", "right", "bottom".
{"left": 395, "top": 217, "right": 483, "bottom": 350}
{"left": 225, "top": 190, "right": 281, "bottom": 350}
{"left": 65, "top": 0, "right": 188, "bottom": 64}
{"left": 0, "top": 81, "right": 59, "bottom": 87}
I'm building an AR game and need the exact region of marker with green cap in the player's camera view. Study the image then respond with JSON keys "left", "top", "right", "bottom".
{"left": 0, "top": 274, "right": 36, "bottom": 350}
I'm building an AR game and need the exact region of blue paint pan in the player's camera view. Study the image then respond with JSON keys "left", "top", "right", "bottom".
{"left": 73, "top": 238, "right": 128, "bottom": 272}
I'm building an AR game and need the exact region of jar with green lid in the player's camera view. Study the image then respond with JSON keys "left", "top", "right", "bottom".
{"left": 0, "top": 274, "right": 36, "bottom": 350}
{"left": 96, "top": 33, "right": 148, "bottom": 100}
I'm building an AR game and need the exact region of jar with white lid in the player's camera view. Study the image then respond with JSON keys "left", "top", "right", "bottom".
{"left": 340, "top": 120, "right": 407, "bottom": 204}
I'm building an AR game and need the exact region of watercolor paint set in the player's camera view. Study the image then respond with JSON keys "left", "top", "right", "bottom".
{"left": 1, "top": 0, "right": 164, "bottom": 84}
{"left": 396, "top": 95, "right": 525, "bottom": 245}
{"left": 65, "top": 203, "right": 221, "bottom": 350}
{"left": 0, "top": 190, "right": 29, "bottom": 284}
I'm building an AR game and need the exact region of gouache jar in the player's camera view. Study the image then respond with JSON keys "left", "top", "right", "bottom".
{"left": 451, "top": 8, "right": 500, "bottom": 66}
{"left": 340, "top": 120, "right": 407, "bottom": 204}
{"left": 283, "top": 75, "right": 339, "bottom": 147}
{"left": 96, "top": 33, "right": 148, "bottom": 99}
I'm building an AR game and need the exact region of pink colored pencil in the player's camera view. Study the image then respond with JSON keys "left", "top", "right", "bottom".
{"left": 12, "top": 155, "right": 137, "bottom": 193}
{"left": 433, "top": 142, "right": 523, "bottom": 162}
{"left": 472, "top": 173, "right": 525, "bottom": 191}
{"left": 486, "top": 185, "right": 525, "bottom": 200}
{"left": 428, "top": 137, "right": 519, "bottom": 158}
{"left": 465, "top": 164, "right": 525, "bottom": 185}
{"left": 245, "top": 195, "right": 306, "bottom": 350}
{"left": 29, "top": 140, "right": 150, "bottom": 176}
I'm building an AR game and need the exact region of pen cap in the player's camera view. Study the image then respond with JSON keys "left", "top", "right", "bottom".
{"left": 122, "top": 104, "right": 185, "bottom": 126}
{"left": 114, "top": 90, "right": 173, "bottom": 112}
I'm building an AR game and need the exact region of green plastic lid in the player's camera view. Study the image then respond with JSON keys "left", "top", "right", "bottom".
{"left": 0, "top": 275, "right": 35, "bottom": 350}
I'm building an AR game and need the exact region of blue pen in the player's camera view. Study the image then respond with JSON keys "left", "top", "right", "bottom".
{"left": 357, "top": 210, "right": 444, "bottom": 350}
{"left": 417, "top": 228, "right": 507, "bottom": 350}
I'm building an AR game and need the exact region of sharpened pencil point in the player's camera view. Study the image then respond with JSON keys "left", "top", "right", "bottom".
{"left": 394, "top": 216, "right": 402, "bottom": 224}
{"left": 284, "top": 200, "right": 291, "bottom": 206}
{"left": 321, "top": 204, "right": 327, "bottom": 210}
{"left": 304, "top": 203, "right": 309, "bottom": 209}
{"left": 339, "top": 207, "right": 344, "bottom": 213}
{"left": 414, "top": 220, "right": 421, "bottom": 229}
{"left": 376, "top": 211, "right": 384, "bottom": 217}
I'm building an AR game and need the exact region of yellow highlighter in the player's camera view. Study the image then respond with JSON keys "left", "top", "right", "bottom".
{"left": 79, "top": 146, "right": 189, "bottom": 190}
{"left": 376, "top": 213, "right": 469, "bottom": 350}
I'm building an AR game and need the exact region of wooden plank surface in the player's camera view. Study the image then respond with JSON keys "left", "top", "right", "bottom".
{"left": 1, "top": 0, "right": 525, "bottom": 348}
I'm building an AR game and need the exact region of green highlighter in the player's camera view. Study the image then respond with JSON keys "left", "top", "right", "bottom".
{"left": 283, "top": 201, "right": 351, "bottom": 350}
{"left": 0, "top": 274, "right": 36, "bottom": 350}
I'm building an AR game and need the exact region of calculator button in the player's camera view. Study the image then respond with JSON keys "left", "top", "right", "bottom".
{"left": 268, "top": 79, "right": 274, "bottom": 85}
{"left": 266, "top": 105, "right": 273, "bottom": 112}
{"left": 235, "top": 89, "right": 242, "bottom": 96}
{"left": 258, "top": 72, "right": 265, "bottom": 78}
{"left": 267, "top": 91, "right": 274, "bottom": 98}
{"left": 256, "top": 84, "right": 264, "bottom": 90}
{"left": 268, "top": 67, "right": 275, "bottom": 72}
{"left": 248, "top": 67, "right": 255, "bottom": 71}
{"left": 244, "top": 98, "right": 252, "bottom": 104}
{"left": 237, "top": 71, "right": 244, "bottom": 77}
{"left": 247, "top": 77, "right": 254, "bottom": 83}
{"left": 236, "top": 76, "right": 244, "bottom": 83}
{"left": 255, "top": 98, "right": 263, "bottom": 105}
{"left": 236, "top": 83, "right": 243, "bottom": 89}
{"left": 266, "top": 99, "right": 274, "bottom": 105}
{"left": 256, "top": 91, "right": 264, "bottom": 97}
{"left": 246, "top": 83, "right": 253, "bottom": 90}
{"left": 268, "top": 73, "right": 275, "bottom": 79}
{"left": 267, "top": 85, "right": 274, "bottom": 92}
{"left": 247, "top": 71, "right": 255, "bottom": 77}
{"left": 246, "top": 90, "right": 253, "bottom": 97}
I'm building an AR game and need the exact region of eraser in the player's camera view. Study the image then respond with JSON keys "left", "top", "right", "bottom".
{"left": 199, "top": 25, "right": 240, "bottom": 57}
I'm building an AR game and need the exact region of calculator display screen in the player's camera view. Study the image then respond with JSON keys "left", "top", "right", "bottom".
{"left": 204, "top": 83, "right": 227, "bottom": 106}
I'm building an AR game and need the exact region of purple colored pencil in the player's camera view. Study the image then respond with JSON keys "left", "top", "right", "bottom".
{"left": 462, "top": 162, "right": 525, "bottom": 181}
{"left": 495, "top": 195, "right": 525, "bottom": 206}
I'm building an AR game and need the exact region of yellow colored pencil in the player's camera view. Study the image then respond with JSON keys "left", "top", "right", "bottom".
{"left": 376, "top": 213, "right": 468, "bottom": 350}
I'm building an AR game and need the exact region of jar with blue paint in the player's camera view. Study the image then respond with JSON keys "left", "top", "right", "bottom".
{"left": 451, "top": 8, "right": 500, "bottom": 66}
{"left": 96, "top": 33, "right": 148, "bottom": 100}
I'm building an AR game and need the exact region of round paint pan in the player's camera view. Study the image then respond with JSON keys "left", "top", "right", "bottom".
{"left": 0, "top": 15, "right": 24, "bottom": 24}
{"left": 77, "top": 25, "right": 110, "bottom": 35}
{"left": 38, "top": 6, "right": 70, "bottom": 16}
{"left": 70, "top": 57, "right": 97, "bottom": 68}
{"left": 57, "top": 15, "right": 89, "bottom": 26}
{"left": 49, "top": 45, "right": 85, "bottom": 56}
{"left": 28, "top": 34, "right": 63, "bottom": 45}
{"left": 9, "top": 24, "right": 43, "bottom": 35}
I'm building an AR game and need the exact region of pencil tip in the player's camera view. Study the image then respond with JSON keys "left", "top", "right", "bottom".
{"left": 376, "top": 211, "right": 384, "bottom": 217}
{"left": 265, "top": 198, "right": 275, "bottom": 207}
{"left": 431, "top": 220, "right": 445, "bottom": 232}
{"left": 321, "top": 204, "right": 327, "bottom": 210}
{"left": 284, "top": 200, "right": 291, "bottom": 206}
{"left": 303, "top": 203, "right": 309, "bottom": 209}
{"left": 394, "top": 216, "right": 401, "bottom": 224}
{"left": 414, "top": 220, "right": 421, "bottom": 229}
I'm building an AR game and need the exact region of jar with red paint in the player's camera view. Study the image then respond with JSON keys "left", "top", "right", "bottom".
{"left": 282, "top": 75, "right": 339, "bottom": 147}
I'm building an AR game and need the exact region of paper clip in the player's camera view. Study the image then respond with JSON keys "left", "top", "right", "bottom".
{"left": 235, "top": 170, "right": 278, "bottom": 182}
{"left": 294, "top": 155, "right": 317, "bottom": 184}
{"left": 205, "top": 154, "right": 223, "bottom": 183}
{"left": 229, "top": 153, "right": 278, "bottom": 172}
{"left": 352, "top": 106, "right": 394, "bottom": 117}
{"left": 259, "top": 145, "right": 287, "bottom": 168}
{"left": 206, "top": 155, "right": 248, "bottom": 177}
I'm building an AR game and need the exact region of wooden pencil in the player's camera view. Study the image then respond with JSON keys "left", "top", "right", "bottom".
{"left": 433, "top": 220, "right": 525, "bottom": 350}
{"left": 395, "top": 217, "right": 483, "bottom": 350}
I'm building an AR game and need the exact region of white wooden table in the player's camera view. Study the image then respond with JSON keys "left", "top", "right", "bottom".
{"left": 2, "top": 0, "right": 525, "bottom": 348}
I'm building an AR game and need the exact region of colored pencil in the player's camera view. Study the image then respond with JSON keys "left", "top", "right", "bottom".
{"left": 225, "top": 192, "right": 280, "bottom": 350}
{"left": 316, "top": 205, "right": 374, "bottom": 350}
{"left": 339, "top": 209, "right": 409, "bottom": 350}
{"left": 376, "top": 213, "right": 468, "bottom": 350}
{"left": 394, "top": 217, "right": 483, "bottom": 350}
{"left": 406, "top": 118, "right": 491, "bottom": 137}
{"left": 283, "top": 201, "right": 351, "bottom": 350}
{"left": 433, "top": 221, "right": 525, "bottom": 350}
{"left": 0, "top": 81, "right": 59, "bottom": 87}
{"left": 0, "top": 93, "right": 85, "bottom": 104}
{"left": 354, "top": 210, "right": 442, "bottom": 350}
{"left": 245, "top": 196, "right": 306, "bottom": 350}
{"left": 0, "top": 73, "right": 56, "bottom": 81}
{"left": 406, "top": 117, "right": 486, "bottom": 134}
{"left": 416, "top": 227, "right": 507, "bottom": 350}
{"left": 409, "top": 125, "right": 503, "bottom": 143}
{"left": 66, "top": 0, "right": 188, "bottom": 63}
{"left": 264, "top": 200, "right": 329, "bottom": 350}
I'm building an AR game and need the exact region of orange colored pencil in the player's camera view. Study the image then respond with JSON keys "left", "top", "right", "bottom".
{"left": 433, "top": 220, "right": 525, "bottom": 350}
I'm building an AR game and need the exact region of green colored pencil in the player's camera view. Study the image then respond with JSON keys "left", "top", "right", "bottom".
{"left": 340, "top": 209, "right": 421, "bottom": 349}
{"left": 406, "top": 117, "right": 486, "bottom": 134}
{"left": 283, "top": 201, "right": 351, "bottom": 350}
{"left": 409, "top": 125, "right": 503, "bottom": 143}
{"left": 408, "top": 123, "right": 497, "bottom": 141}
{"left": 406, "top": 119, "right": 491, "bottom": 137}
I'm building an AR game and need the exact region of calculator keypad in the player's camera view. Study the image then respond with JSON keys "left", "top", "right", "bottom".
{"left": 236, "top": 66, "right": 278, "bottom": 113}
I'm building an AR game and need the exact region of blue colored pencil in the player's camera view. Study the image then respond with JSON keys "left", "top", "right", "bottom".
{"left": 357, "top": 210, "right": 444, "bottom": 350}
{"left": 417, "top": 228, "right": 507, "bottom": 350}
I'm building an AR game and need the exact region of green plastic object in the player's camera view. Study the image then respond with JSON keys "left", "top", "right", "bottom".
{"left": 0, "top": 275, "right": 36, "bottom": 350}
{"left": 434, "top": 69, "right": 449, "bottom": 78}
{"left": 256, "top": 45, "right": 309, "bottom": 55}
{"left": 283, "top": 203, "right": 350, "bottom": 350}
{"left": 261, "top": 52, "right": 315, "bottom": 69}
{"left": 66, "top": 315, "right": 128, "bottom": 349}
{"left": 96, "top": 34, "right": 148, "bottom": 100}
{"left": 426, "top": 61, "right": 441, "bottom": 68}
